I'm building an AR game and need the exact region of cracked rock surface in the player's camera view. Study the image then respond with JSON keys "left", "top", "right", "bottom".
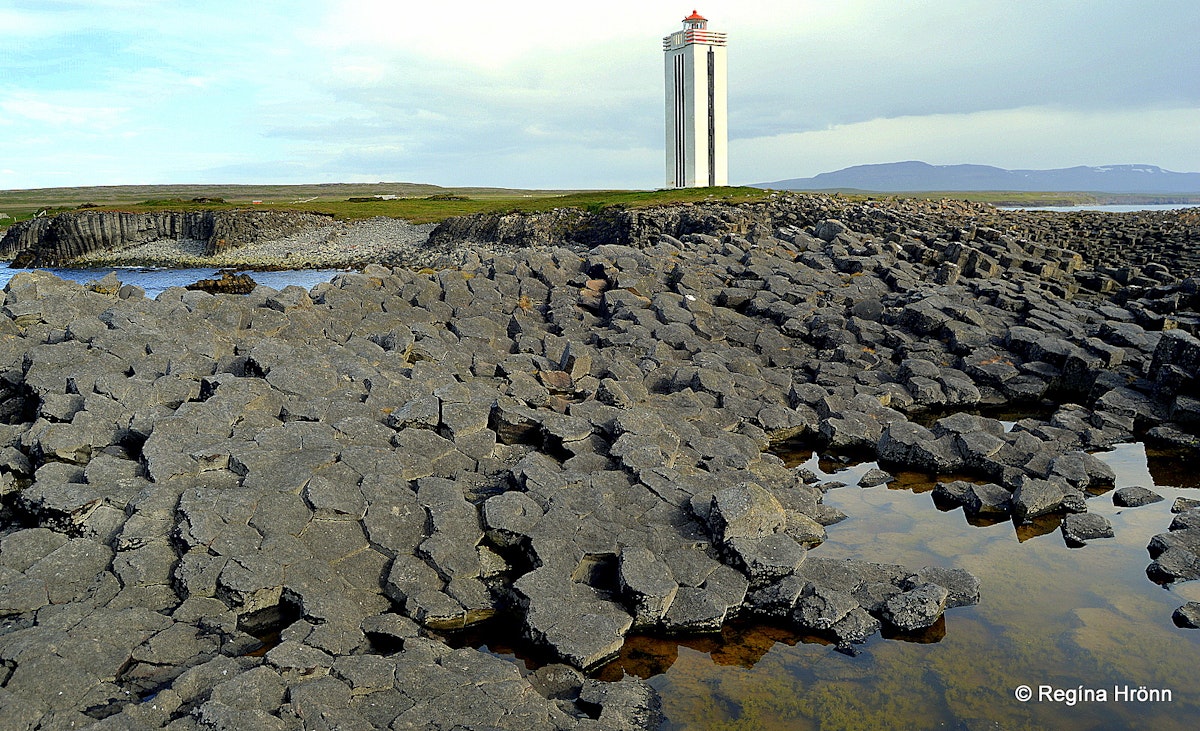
{"left": 0, "top": 193, "right": 1197, "bottom": 729}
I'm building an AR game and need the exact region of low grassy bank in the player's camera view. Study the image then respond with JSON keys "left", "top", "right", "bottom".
{"left": 7, "top": 182, "right": 1198, "bottom": 235}
{"left": 0, "top": 183, "right": 772, "bottom": 231}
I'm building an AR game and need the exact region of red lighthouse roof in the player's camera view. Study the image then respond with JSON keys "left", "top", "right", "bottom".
{"left": 684, "top": 10, "right": 707, "bottom": 22}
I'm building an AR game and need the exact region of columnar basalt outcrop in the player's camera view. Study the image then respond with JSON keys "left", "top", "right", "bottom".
{"left": 0, "top": 193, "right": 1197, "bottom": 729}
{"left": 0, "top": 209, "right": 334, "bottom": 267}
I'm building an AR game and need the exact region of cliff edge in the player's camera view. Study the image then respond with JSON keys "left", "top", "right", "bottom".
{"left": 0, "top": 209, "right": 334, "bottom": 267}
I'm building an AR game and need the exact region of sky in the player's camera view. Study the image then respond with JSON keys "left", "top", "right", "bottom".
{"left": 2, "top": 0, "right": 1198, "bottom": 190}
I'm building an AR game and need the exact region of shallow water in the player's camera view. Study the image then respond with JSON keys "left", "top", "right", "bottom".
{"left": 0, "top": 264, "right": 340, "bottom": 299}
{"left": 626, "top": 444, "right": 1200, "bottom": 730}
{"left": 999, "top": 203, "right": 1200, "bottom": 213}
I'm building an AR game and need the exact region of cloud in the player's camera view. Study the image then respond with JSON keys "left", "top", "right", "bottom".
{"left": 0, "top": 92, "right": 127, "bottom": 129}
{"left": 308, "top": 1, "right": 801, "bottom": 67}
{"left": 729, "top": 0, "right": 1200, "bottom": 139}
{"left": 2, "top": 0, "right": 1199, "bottom": 189}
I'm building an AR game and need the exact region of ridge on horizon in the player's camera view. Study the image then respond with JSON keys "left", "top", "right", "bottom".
{"left": 757, "top": 161, "right": 1200, "bottom": 195}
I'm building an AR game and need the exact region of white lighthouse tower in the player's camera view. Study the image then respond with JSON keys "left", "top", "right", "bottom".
{"left": 663, "top": 10, "right": 728, "bottom": 188}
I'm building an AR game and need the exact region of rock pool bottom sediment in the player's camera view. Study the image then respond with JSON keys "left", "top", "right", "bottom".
{"left": 0, "top": 195, "right": 1198, "bottom": 730}
{"left": 635, "top": 445, "right": 1200, "bottom": 731}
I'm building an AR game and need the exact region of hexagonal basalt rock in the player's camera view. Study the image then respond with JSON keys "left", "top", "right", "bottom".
{"left": 705, "top": 481, "right": 787, "bottom": 545}
{"left": 1113, "top": 486, "right": 1164, "bottom": 508}
{"left": 514, "top": 566, "right": 634, "bottom": 670}
{"left": 880, "top": 583, "right": 950, "bottom": 631}
{"left": 2, "top": 196, "right": 1189, "bottom": 729}
{"left": 1061, "top": 513, "right": 1114, "bottom": 546}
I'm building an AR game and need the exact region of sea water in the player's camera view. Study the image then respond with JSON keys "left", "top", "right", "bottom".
{"left": 0, "top": 264, "right": 341, "bottom": 299}
{"left": 1000, "top": 203, "right": 1200, "bottom": 213}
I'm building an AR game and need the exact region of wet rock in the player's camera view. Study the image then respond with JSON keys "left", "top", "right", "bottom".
{"left": 1147, "top": 548, "right": 1200, "bottom": 583}
{"left": 186, "top": 270, "right": 258, "bottom": 294}
{"left": 877, "top": 420, "right": 963, "bottom": 473}
{"left": 962, "top": 482, "right": 1012, "bottom": 518}
{"left": 880, "top": 583, "right": 949, "bottom": 631}
{"left": 1169, "top": 510, "right": 1200, "bottom": 532}
{"left": 1011, "top": 477, "right": 1081, "bottom": 523}
{"left": 724, "top": 533, "right": 807, "bottom": 589}
{"left": 1173, "top": 602, "right": 1200, "bottom": 629}
{"left": 932, "top": 479, "right": 971, "bottom": 507}
{"left": 1061, "top": 513, "right": 1114, "bottom": 546}
{"left": 1172, "top": 497, "right": 1200, "bottom": 514}
{"left": 857, "top": 467, "right": 893, "bottom": 488}
{"left": 830, "top": 606, "right": 883, "bottom": 646}
{"left": 1113, "top": 486, "right": 1164, "bottom": 507}
{"left": 909, "top": 566, "right": 980, "bottom": 609}
{"left": 1046, "top": 451, "right": 1116, "bottom": 491}
{"left": 792, "top": 583, "right": 860, "bottom": 631}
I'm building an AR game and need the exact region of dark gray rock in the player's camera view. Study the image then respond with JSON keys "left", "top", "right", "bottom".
{"left": 792, "top": 583, "right": 859, "bottom": 632}
{"left": 482, "top": 490, "right": 543, "bottom": 548}
{"left": 962, "top": 482, "right": 1012, "bottom": 518}
{"left": 514, "top": 567, "right": 634, "bottom": 670}
{"left": 1061, "top": 513, "right": 1114, "bottom": 546}
{"left": 724, "top": 533, "right": 807, "bottom": 589}
{"left": 877, "top": 421, "right": 963, "bottom": 473}
{"left": 1174, "top": 498, "right": 1200, "bottom": 513}
{"left": 705, "top": 482, "right": 787, "bottom": 544}
{"left": 1148, "top": 548, "right": 1200, "bottom": 583}
{"left": 857, "top": 467, "right": 893, "bottom": 488}
{"left": 1169, "top": 510, "right": 1200, "bottom": 531}
{"left": 618, "top": 546, "right": 679, "bottom": 629}
{"left": 1113, "top": 486, "right": 1164, "bottom": 508}
{"left": 578, "top": 676, "right": 663, "bottom": 731}
{"left": 1173, "top": 602, "right": 1200, "bottom": 629}
{"left": 909, "top": 566, "right": 980, "bottom": 609}
{"left": 1011, "top": 477, "right": 1078, "bottom": 523}
{"left": 661, "top": 564, "right": 748, "bottom": 634}
{"left": 1046, "top": 451, "right": 1116, "bottom": 491}
{"left": 880, "top": 583, "right": 949, "bottom": 631}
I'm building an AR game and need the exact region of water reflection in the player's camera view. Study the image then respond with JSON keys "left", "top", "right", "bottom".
{"left": 1147, "top": 446, "right": 1200, "bottom": 488}
{"left": 646, "top": 442, "right": 1200, "bottom": 730}
{"left": 598, "top": 621, "right": 829, "bottom": 682}
{"left": 0, "top": 263, "right": 340, "bottom": 298}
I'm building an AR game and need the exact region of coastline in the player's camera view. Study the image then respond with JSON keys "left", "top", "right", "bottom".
{"left": 62, "top": 216, "right": 439, "bottom": 271}
{"left": 0, "top": 193, "right": 1198, "bottom": 728}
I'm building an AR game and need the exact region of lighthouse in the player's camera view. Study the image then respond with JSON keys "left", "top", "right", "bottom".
{"left": 663, "top": 10, "right": 727, "bottom": 188}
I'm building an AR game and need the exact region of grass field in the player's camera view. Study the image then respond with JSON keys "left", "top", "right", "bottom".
{"left": 5, "top": 182, "right": 1199, "bottom": 233}
{"left": 0, "top": 183, "right": 777, "bottom": 230}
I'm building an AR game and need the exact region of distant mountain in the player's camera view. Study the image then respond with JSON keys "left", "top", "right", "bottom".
{"left": 758, "top": 161, "right": 1200, "bottom": 194}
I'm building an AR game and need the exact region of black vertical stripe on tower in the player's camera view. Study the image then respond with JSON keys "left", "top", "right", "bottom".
{"left": 674, "top": 54, "right": 685, "bottom": 186}
{"left": 707, "top": 48, "right": 715, "bottom": 187}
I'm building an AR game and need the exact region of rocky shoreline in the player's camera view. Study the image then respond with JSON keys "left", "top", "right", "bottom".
{"left": 0, "top": 212, "right": 438, "bottom": 270}
{"left": 0, "top": 193, "right": 1197, "bottom": 729}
